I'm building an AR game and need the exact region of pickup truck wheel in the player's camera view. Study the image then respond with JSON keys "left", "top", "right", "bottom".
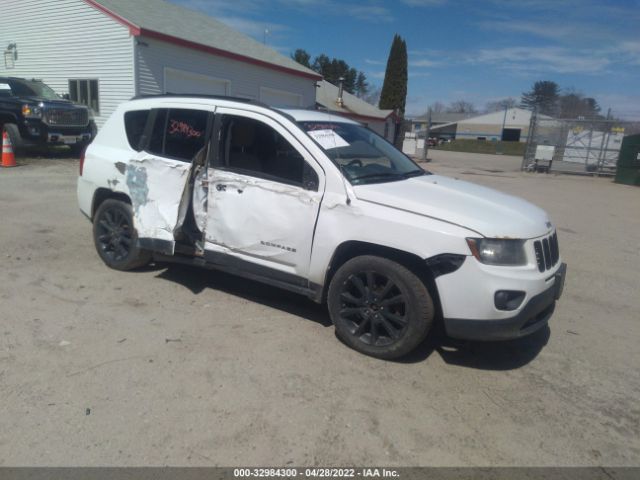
{"left": 328, "top": 255, "right": 434, "bottom": 359}
{"left": 2, "top": 124, "right": 24, "bottom": 156}
{"left": 93, "top": 199, "right": 151, "bottom": 271}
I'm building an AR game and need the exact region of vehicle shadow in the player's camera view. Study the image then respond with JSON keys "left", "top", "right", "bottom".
{"left": 152, "top": 263, "right": 549, "bottom": 368}
{"left": 415, "top": 326, "right": 551, "bottom": 371}
{"left": 21, "top": 146, "right": 78, "bottom": 160}
{"left": 154, "top": 263, "right": 332, "bottom": 327}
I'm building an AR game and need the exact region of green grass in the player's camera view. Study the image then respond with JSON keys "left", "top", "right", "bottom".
{"left": 435, "top": 140, "right": 526, "bottom": 156}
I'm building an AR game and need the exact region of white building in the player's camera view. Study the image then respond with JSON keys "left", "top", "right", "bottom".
{"left": 0, "top": 0, "right": 321, "bottom": 127}
{"left": 430, "top": 108, "right": 551, "bottom": 143}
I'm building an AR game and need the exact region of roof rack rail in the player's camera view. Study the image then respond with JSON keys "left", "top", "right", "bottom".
{"left": 129, "top": 93, "right": 270, "bottom": 108}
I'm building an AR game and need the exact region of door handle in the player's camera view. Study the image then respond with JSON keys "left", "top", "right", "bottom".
{"left": 216, "top": 184, "right": 227, "bottom": 192}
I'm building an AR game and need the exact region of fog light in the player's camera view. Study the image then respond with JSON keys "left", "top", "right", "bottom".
{"left": 495, "top": 290, "right": 526, "bottom": 311}
{"left": 29, "top": 126, "right": 40, "bottom": 135}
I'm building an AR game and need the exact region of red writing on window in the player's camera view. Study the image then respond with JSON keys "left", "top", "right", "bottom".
{"left": 168, "top": 119, "right": 203, "bottom": 139}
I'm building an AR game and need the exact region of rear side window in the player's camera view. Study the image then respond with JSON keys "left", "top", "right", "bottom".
{"left": 147, "top": 108, "right": 209, "bottom": 162}
{"left": 124, "top": 110, "right": 151, "bottom": 151}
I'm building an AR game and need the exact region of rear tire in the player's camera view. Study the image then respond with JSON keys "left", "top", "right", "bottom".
{"left": 93, "top": 199, "right": 151, "bottom": 270}
{"left": 327, "top": 255, "right": 434, "bottom": 359}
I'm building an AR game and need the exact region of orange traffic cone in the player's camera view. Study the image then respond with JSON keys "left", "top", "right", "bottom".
{"left": 2, "top": 129, "right": 17, "bottom": 168}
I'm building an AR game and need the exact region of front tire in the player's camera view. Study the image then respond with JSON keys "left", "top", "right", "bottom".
{"left": 2, "top": 123, "right": 24, "bottom": 157}
{"left": 93, "top": 199, "right": 151, "bottom": 270}
{"left": 327, "top": 255, "right": 434, "bottom": 359}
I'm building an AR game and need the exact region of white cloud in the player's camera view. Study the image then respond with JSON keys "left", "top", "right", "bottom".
{"left": 365, "top": 59, "right": 385, "bottom": 65}
{"left": 468, "top": 46, "right": 612, "bottom": 74}
{"left": 410, "top": 59, "right": 439, "bottom": 67}
{"left": 344, "top": 4, "right": 393, "bottom": 22}
{"left": 400, "top": 0, "right": 447, "bottom": 6}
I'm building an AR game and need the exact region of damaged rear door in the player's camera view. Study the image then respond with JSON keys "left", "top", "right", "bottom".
{"left": 127, "top": 107, "right": 213, "bottom": 253}
{"left": 203, "top": 109, "right": 324, "bottom": 280}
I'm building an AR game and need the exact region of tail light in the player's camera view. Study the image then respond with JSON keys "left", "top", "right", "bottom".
{"left": 79, "top": 147, "right": 86, "bottom": 176}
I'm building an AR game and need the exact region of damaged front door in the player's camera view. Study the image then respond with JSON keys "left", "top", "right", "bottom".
{"left": 204, "top": 110, "right": 324, "bottom": 280}
{"left": 127, "top": 107, "right": 213, "bottom": 254}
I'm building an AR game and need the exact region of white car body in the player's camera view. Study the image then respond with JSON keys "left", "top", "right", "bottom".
{"left": 78, "top": 96, "right": 565, "bottom": 343}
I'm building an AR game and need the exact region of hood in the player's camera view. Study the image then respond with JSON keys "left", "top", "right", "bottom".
{"left": 22, "top": 96, "right": 83, "bottom": 108}
{"left": 353, "top": 174, "right": 552, "bottom": 239}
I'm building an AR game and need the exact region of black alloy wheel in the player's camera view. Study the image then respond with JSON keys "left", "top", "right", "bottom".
{"left": 92, "top": 199, "right": 150, "bottom": 270}
{"left": 338, "top": 271, "right": 409, "bottom": 347}
{"left": 328, "top": 255, "right": 434, "bottom": 359}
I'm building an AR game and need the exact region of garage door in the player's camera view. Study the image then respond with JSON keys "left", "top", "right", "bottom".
{"left": 260, "top": 87, "right": 302, "bottom": 107}
{"left": 164, "top": 68, "right": 229, "bottom": 96}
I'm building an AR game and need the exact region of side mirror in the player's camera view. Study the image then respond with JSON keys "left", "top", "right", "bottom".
{"left": 62, "top": 93, "right": 70, "bottom": 100}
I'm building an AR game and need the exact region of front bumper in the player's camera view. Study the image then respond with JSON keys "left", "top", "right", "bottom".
{"left": 444, "top": 263, "right": 566, "bottom": 341}
{"left": 19, "top": 120, "right": 96, "bottom": 147}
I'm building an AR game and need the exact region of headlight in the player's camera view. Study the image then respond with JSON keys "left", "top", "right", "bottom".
{"left": 466, "top": 238, "right": 527, "bottom": 266}
{"left": 22, "top": 103, "right": 43, "bottom": 118}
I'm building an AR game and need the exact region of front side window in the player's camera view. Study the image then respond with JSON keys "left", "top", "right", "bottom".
{"left": 0, "top": 82, "right": 12, "bottom": 98}
{"left": 217, "top": 115, "right": 318, "bottom": 190}
{"left": 69, "top": 79, "right": 99, "bottom": 114}
{"left": 299, "top": 121, "right": 426, "bottom": 185}
{"left": 147, "top": 109, "right": 209, "bottom": 162}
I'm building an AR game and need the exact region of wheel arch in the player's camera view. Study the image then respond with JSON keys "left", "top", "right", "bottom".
{"left": 0, "top": 113, "right": 19, "bottom": 125}
{"left": 321, "top": 240, "right": 443, "bottom": 319}
{"left": 91, "top": 188, "right": 132, "bottom": 220}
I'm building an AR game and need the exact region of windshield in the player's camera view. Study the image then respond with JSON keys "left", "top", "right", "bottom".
{"left": 299, "top": 121, "right": 428, "bottom": 185}
{"left": 8, "top": 79, "right": 60, "bottom": 100}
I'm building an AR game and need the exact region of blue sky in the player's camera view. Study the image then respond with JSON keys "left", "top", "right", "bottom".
{"left": 170, "top": 0, "right": 640, "bottom": 119}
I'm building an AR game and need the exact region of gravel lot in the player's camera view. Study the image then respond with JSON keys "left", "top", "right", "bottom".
{"left": 0, "top": 151, "right": 639, "bottom": 466}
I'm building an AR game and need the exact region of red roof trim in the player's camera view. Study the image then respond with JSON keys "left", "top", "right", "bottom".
{"left": 84, "top": 0, "right": 321, "bottom": 81}
{"left": 83, "top": 0, "right": 141, "bottom": 35}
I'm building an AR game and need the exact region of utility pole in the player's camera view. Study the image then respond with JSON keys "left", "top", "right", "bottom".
{"left": 421, "top": 109, "right": 432, "bottom": 163}
{"left": 497, "top": 105, "right": 508, "bottom": 155}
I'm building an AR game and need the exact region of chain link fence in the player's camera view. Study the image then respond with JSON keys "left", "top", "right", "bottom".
{"left": 522, "top": 112, "right": 640, "bottom": 175}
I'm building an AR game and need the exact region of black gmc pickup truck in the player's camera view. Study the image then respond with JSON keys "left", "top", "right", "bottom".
{"left": 0, "top": 77, "right": 97, "bottom": 155}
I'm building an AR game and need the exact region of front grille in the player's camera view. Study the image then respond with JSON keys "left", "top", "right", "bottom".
{"left": 534, "top": 233, "right": 560, "bottom": 272}
{"left": 44, "top": 108, "right": 89, "bottom": 127}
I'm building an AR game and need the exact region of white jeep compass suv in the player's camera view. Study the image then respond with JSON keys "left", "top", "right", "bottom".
{"left": 78, "top": 95, "right": 566, "bottom": 359}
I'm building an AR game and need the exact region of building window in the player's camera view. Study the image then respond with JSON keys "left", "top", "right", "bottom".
{"left": 68, "top": 79, "right": 99, "bottom": 114}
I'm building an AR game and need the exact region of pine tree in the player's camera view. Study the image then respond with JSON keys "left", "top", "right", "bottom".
{"left": 521, "top": 81, "right": 560, "bottom": 116}
{"left": 355, "top": 72, "right": 369, "bottom": 98}
{"left": 291, "top": 49, "right": 312, "bottom": 68}
{"left": 379, "top": 34, "right": 408, "bottom": 116}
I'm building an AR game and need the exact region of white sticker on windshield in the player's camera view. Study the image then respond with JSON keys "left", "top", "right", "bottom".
{"left": 0, "top": 83, "right": 11, "bottom": 90}
{"left": 308, "top": 129, "right": 350, "bottom": 150}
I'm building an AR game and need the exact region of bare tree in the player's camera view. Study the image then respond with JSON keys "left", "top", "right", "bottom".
{"left": 428, "top": 101, "right": 445, "bottom": 113}
{"left": 485, "top": 97, "right": 518, "bottom": 112}
{"left": 447, "top": 100, "right": 477, "bottom": 114}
